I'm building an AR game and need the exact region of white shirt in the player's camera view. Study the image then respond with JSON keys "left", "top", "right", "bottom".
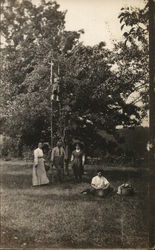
{"left": 51, "top": 146, "right": 66, "bottom": 161}
{"left": 34, "top": 148, "right": 44, "bottom": 165}
{"left": 91, "top": 175, "right": 109, "bottom": 189}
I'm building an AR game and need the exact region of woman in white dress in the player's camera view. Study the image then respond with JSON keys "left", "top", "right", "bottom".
{"left": 32, "top": 142, "right": 49, "bottom": 186}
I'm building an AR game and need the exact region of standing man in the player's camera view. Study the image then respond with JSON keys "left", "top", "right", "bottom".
{"left": 51, "top": 139, "right": 66, "bottom": 182}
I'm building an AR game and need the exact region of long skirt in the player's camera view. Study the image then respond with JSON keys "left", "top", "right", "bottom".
{"left": 71, "top": 158, "right": 83, "bottom": 180}
{"left": 32, "top": 158, "right": 49, "bottom": 186}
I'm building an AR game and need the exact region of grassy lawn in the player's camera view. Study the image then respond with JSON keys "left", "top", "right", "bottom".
{"left": 0, "top": 160, "right": 149, "bottom": 249}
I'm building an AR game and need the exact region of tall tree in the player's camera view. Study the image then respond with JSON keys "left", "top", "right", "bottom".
{"left": 56, "top": 41, "right": 142, "bottom": 154}
{"left": 0, "top": 0, "right": 81, "bottom": 146}
{"left": 1, "top": 0, "right": 143, "bottom": 154}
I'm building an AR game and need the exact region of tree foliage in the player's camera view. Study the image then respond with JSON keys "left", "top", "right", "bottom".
{"left": 0, "top": 0, "right": 147, "bottom": 154}
{"left": 115, "top": 1, "right": 149, "bottom": 113}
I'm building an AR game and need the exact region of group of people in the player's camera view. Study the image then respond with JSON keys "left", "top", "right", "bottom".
{"left": 33, "top": 140, "right": 86, "bottom": 184}
{"left": 32, "top": 140, "right": 112, "bottom": 197}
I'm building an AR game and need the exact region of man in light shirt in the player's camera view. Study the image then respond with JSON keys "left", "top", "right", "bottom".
{"left": 51, "top": 140, "right": 66, "bottom": 182}
{"left": 91, "top": 169, "right": 110, "bottom": 191}
{"left": 81, "top": 169, "right": 112, "bottom": 197}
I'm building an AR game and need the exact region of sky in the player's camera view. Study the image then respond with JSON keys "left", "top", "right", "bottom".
{"left": 33, "top": 0, "right": 145, "bottom": 48}
{"left": 55, "top": 0, "right": 145, "bottom": 48}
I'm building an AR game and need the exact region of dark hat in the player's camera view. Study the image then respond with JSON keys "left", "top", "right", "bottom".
{"left": 73, "top": 139, "right": 84, "bottom": 147}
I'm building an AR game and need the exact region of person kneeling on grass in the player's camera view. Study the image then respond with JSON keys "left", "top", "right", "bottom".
{"left": 81, "top": 169, "right": 113, "bottom": 197}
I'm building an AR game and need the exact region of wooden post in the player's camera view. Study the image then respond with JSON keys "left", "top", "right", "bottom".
{"left": 57, "top": 62, "right": 62, "bottom": 140}
{"left": 50, "top": 58, "right": 54, "bottom": 148}
{"left": 50, "top": 59, "right": 61, "bottom": 146}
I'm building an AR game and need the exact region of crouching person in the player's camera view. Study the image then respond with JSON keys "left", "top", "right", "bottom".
{"left": 81, "top": 169, "right": 113, "bottom": 197}
{"left": 91, "top": 169, "right": 112, "bottom": 197}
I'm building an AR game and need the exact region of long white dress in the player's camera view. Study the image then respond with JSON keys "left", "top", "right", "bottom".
{"left": 32, "top": 148, "right": 49, "bottom": 186}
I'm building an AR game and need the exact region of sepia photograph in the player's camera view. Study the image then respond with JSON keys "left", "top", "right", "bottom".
{"left": 0, "top": 0, "right": 154, "bottom": 249}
